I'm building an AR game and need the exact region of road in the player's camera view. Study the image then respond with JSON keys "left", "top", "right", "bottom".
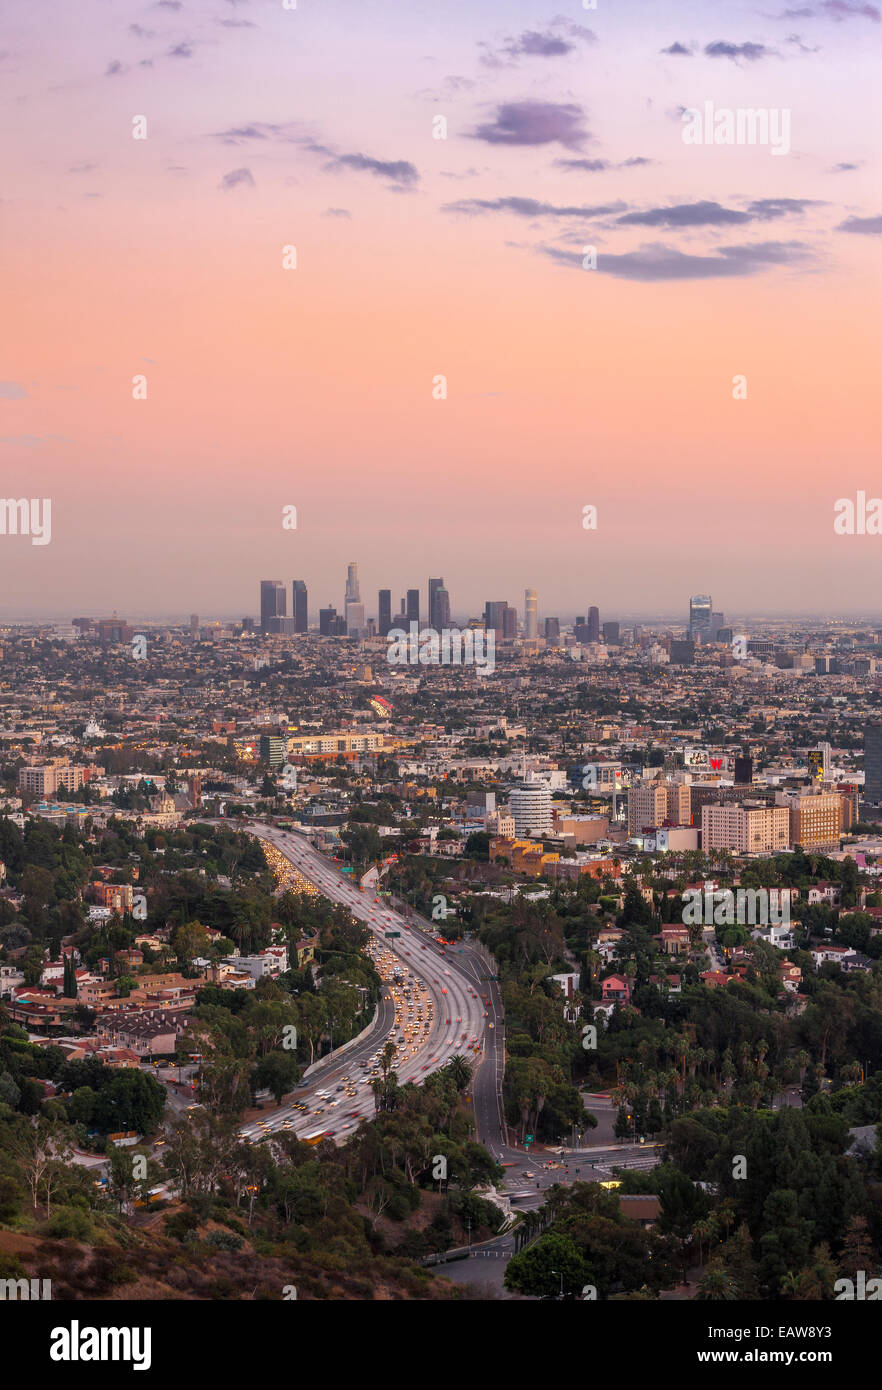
{"left": 232, "top": 824, "right": 490, "bottom": 1146}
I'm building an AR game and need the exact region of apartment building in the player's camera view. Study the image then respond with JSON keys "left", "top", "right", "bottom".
{"left": 628, "top": 778, "right": 691, "bottom": 835}
{"left": 701, "top": 803, "right": 790, "bottom": 854}
{"left": 774, "top": 789, "right": 842, "bottom": 852}
{"left": 18, "top": 760, "right": 86, "bottom": 796}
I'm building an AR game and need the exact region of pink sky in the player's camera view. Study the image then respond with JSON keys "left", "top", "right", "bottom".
{"left": 1, "top": 0, "right": 880, "bottom": 620}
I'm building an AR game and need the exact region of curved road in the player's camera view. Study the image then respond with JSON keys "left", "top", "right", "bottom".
{"left": 235, "top": 824, "right": 491, "bottom": 1146}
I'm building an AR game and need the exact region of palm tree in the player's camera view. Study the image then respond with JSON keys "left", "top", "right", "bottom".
{"left": 693, "top": 1217, "right": 714, "bottom": 1266}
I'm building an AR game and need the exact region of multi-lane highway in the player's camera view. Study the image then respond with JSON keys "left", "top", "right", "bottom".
{"left": 201, "top": 821, "right": 661, "bottom": 1213}
{"left": 234, "top": 824, "right": 492, "bottom": 1145}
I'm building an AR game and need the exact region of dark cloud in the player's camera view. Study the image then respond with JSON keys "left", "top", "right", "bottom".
{"left": 661, "top": 42, "right": 693, "bottom": 54}
{"left": 219, "top": 168, "right": 255, "bottom": 190}
{"left": 219, "top": 18, "right": 257, "bottom": 25}
{"left": 0, "top": 382, "right": 28, "bottom": 400}
{"left": 704, "top": 40, "right": 774, "bottom": 60}
{"left": 829, "top": 161, "right": 860, "bottom": 171}
{"left": 539, "top": 239, "right": 809, "bottom": 279}
{"left": 617, "top": 200, "right": 752, "bottom": 227}
{"left": 469, "top": 101, "right": 589, "bottom": 149}
{"left": 479, "top": 19, "right": 595, "bottom": 66}
{"left": 323, "top": 151, "right": 419, "bottom": 185}
{"left": 443, "top": 195, "right": 626, "bottom": 219}
{"left": 168, "top": 42, "right": 194, "bottom": 58}
{"left": 105, "top": 60, "right": 126, "bottom": 76}
{"left": 838, "top": 213, "right": 882, "bottom": 233}
{"left": 129, "top": 24, "right": 154, "bottom": 38}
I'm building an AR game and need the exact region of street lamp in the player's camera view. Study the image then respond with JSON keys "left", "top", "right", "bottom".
{"left": 551, "top": 1268, "right": 565, "bottom": 1299}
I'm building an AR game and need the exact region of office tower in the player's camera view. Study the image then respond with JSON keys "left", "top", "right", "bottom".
{"left": 545, "top": 617, "right": 560, "bottom": 644}
{"left": 484, "top": 601, "right": 507, "bottom": 637}
{"left": 189, "top": 614, "right": 199, "bottom": 634}
{"left": 710, "top": 611, "right": 724, "bottom": 640}
{"left": 407, "top": 589, "right": 420, "bottom": 625}
{"left": 429, "top": 578, "right": 444, "bottom": 629}
{"left": 602, "top": 621, "right": 620, "bottom": 645}
{"left": 378, "top": 590, "right": 392, "bottom": 638}
{"left": 670, "top": 639, "right": 695, "bottom": 666}
{"left": 689, "top": 594, "right": 712, "bottom": 640}
{"left": 292, "top": 580, "right": 308, "bottom": 633}
{"left": 574, "top": 618, "right": 590, "bottom": 643}
{"left": 587, "top": 607, "right": 600, "bottom": 643}
{"left": 346, "top": 602, "right": 365, "bottom": 638}
{"left": 320, "top": 605, "right": 338, "bottom": 636}
{"left": 435, "top": 586, "right": 450, "bottom": 629}
{"left": 345, "top": 563, "right": 361, "bottom": 604}
{"left": 717, "top": 627, "right": 734, "bottom": 646}
{"left": 702, "top": 804, "right": 790, "bottom": 854}
{"left": 524, "top": 589, "right": 538, "bottom": 640}
{"left": 260, "top": 580, "right": 286, "bottom": 631}
{"left": 503, "top": 604, "right": 517, "bottom": 640}
{"left": 265, "top": 616, "right": 296, "bottom": 635}
{"left": 733, "top": 755, "right": 753, "bottom": 784}
{"left": 510, "top": 775, "right": 553, "bottom": 836}
{"left": 864, "top": 723, "right": 882, "bottom": 803}
{"left": 259, "top": 734, "right": 288, "bottom": 766}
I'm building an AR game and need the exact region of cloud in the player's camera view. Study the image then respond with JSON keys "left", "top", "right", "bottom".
{"left": 0, "top": 382, "right": 28, "bottom": 400}
{"left": 745, "top": 197, "right": 820, "bottom": 217}
{"left": 556, "top": 156, "right": 653, "bottom": 172}
{"left": 219, "top": 168, "right": 255, "bottom": 190}
{"left": 443, "top": 195, "right": 627, "bottom": 219}
{"left": 617, "top": 200, "right": 752, "bottom": 227}
{"left": 838, "top": 213, "right": 882, "bottom": 233}
{"left": 828, "top": 161, "right": 860, "bottom": 171}
{"left": 324, "top": 207, "right": 351, "bottom": 218}
{"left": 661, "top": 42, "right": 693, "bottom": 55}
{"left": 479, "top": 19, "right": 596, "bottom": 66}
{"left": 0, "top": 435, "right": 42, "bottom": 446}
{"left": 305, "top": 142, "right": 419, "bottom": 186}
{"left": 774, "top": 1, "right": 878, "bottom": 16}
{"left": 156, "top": 1, "right": 183, "bottom": 8}
{"left": 704, "top": 40, "right": 775, "bottom": 60}
{"left": 614, "top": 199, "right": 818, "bottom": 229}
{"left": 129, "top": 24, "right": 154, "bottom": 38}
{"left": 168, "top": 42, "right": 194, "bottom": 58}
{"left": 219, "top": 18, "right": 257, "bottom": 25}
{"left": 105, "top": 60, "right": 126, "bottom": 76}
{"left": 212, "top": 123, "right": 296, "bottom": 144}
{"left": 539, "top": 239, "right": 810, "bottom": 279}
{"left": 469, "top": 101, "right": 589, "bottom": 149}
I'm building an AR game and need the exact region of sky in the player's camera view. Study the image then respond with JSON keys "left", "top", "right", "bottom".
{"left": 1, "top": 0, "right": 880, "bottom": 622}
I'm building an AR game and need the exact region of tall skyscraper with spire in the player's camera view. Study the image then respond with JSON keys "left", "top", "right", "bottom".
{"left": 345, "top": 563, "right": 361, "bottom": 604}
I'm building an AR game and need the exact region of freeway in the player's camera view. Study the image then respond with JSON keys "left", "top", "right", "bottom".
{"left": 233, "top": 824, "right": 490, "bottom": 1145}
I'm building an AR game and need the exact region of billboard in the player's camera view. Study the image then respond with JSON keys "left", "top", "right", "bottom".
{"left": 808, "top": 750, "right": 824, "bottom": 782}
{"left": 684, "top": 747, "right": 709, "bottom": 770}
